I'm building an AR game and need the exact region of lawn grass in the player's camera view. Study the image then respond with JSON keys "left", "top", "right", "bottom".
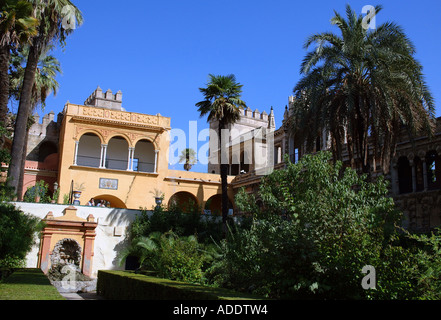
{"left": 0, "top": 269, "right": 65, "bottom": 300}
{"left": 98, "top": 270, "right": 263, "bottom": 300}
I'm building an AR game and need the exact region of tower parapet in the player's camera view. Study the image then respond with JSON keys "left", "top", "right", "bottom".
{"left": 84, "top": 86, "right": 123, "bottom": 111}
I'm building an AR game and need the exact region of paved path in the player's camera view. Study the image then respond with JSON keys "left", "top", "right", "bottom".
{"left": 60, "top": 292, "right": 104, "bottom": 300}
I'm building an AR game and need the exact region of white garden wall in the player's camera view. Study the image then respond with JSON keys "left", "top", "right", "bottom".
{"left": 11, "top": 202, "right": 144, "bottom": 279}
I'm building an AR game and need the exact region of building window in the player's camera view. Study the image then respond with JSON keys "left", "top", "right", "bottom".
{"left": 77, "top": 133, "right": 101, "bottom": 168}
{"left": 427, "top": 150, "right": 441, "bottom": 190}
{"left": 134, "top": 139, "right": 155, "bottom": 173}
{"left": 107, "top": 136, "right": 129, "bottom": 170}
{"left": 397, "top": 156, "right": 412, "bottom": 194}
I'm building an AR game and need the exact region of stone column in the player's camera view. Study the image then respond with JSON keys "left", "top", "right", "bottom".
{"left": 422, "top": 158, "right": 428, "bottom": 191}
{"left": 277, "top": 147, "right": 282, "bottom": 164}
{"left": 127, "top": 147, "right": 134, "bottom": 171}
{"left": 390, "top": 163, "right": 398, "bottom": 195}
{"left": 100, "top": 144, "right": 108, "bottom": 169}
{"left": 154, "top": 150, "right": 159, "bottom": 173}
{"left": 410, "top": 159, "right": 416, "bottom": 193}
{"left": 73, "top": 141, "right": 79, "bottom": 166}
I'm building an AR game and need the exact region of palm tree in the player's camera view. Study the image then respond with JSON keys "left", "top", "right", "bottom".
{"left": 291, "top": 4, "right": 435, "bottom": 175}
{"left": 0, "top": 0, "right": 38, "bottom": 127}
{"left": 8, "top": 0, "right": 82, "bottom": 194}
{"left": 9, "top": 46, "right": 61, "bottom": 199}
{"left": 179, "top": 148, "right": 197, "bottom": 171}
{"left": 196, "top": 74, "right": 247, "bottom": 232}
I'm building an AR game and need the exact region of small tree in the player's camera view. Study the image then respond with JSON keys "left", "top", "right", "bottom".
{"left": 179, "top": 148, "right": 197, "bottom": 171}
{"left": 0, "top": 202, "right": 41, "bottom": 268}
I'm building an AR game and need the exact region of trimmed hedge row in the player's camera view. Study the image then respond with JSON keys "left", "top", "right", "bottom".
{"left": 97, "top": 270, "right": 262, "bottom": 300}
{"left": 0, "top": 268, "right": 14, "bottom": 282}
{"left": 0, "top": 269, "right": 65, "bottom": 300}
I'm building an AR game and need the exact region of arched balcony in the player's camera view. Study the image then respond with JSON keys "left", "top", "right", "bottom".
{"left": 106, "top": 136, "right": 129, "bottom": 170}
{"left": 74, "top": 134, "right": 158, "bottom": 173}
{"left": 133, "top": 139, "right": 156, "bottom": 173}
{"left": 76, "top": 133, "right": 101, "bottom": 167}
{"left": 396, "top": 150, "right": 441, "bottom": 195}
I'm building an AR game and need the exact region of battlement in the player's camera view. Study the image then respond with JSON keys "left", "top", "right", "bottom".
{"left": 84, "top": 86, "right": 123, "bottom": 111}
{"left": 210, "top": 106, "right": 275, "bottom": 131}
{"left": 239, "top": 107, "right": 272, "bottom": 123}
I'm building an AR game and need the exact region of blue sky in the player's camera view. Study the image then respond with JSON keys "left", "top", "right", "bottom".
{"left": 18, "top": 0, "right": 441, "bottom": 172}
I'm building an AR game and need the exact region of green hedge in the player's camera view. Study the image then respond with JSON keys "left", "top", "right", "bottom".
{"left": 0, "top": 268, "right": 14, "bottom": 282}
{"left": 97, "top": 270, "right": 263, "bottom": 300}
{"left": 0, "top": 269, "right": 65, "bottom": 300}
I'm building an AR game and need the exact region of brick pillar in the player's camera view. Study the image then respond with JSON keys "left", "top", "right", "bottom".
{"left": 39, "top": 233, "right": 53, "bottom": 274}
{"left": 81, "top": 215, "right": 97, "bottom": 278}
{"left": 39, "top": 212, "right": 54, "bottom": 274}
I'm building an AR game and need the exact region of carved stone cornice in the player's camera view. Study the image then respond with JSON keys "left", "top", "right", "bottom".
{"left": 66, "top": 104, "right": 171, "bottom": 133}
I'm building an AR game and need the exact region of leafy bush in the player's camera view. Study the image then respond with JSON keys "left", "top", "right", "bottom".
{"left": 121, "top": 231, "right": 208, "bottom": 284}
{"left": 0, "top": 203, "right": 42, "bottom": 268}
{"left": 409, "top": 229, "right": 441, "bottom": 300}
{"left": 123, "top": 202, "right": 248, "bottom": 285}
{"left": 23, "top": 180, "right": 53, "bottom": 203}
{"left": 207, "top": 152, "right": 422, "bottom": 299}
{"left": 129, "top": 204, "right": 244, "bottom": 245}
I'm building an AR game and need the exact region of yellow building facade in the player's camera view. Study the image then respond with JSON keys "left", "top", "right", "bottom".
{"left": 52, "top": 88, "right": 234, "bottom": 212}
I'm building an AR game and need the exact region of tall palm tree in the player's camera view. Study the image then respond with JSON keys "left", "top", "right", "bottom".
{"left": 0, "top": 0, "right": 38, "bottom": 127}
{"left": 8, "top": 0, "right": 82, "bottom": 194}
{"left": 291, "top": 4, "right": 435, "bottom": 175}
{"left": 10, "top": 46, "right": 61, "bottom": 199}
{"left": 196, "top": 74, "right": 247, "bottom": 231}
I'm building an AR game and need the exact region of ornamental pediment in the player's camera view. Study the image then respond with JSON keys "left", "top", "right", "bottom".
{"left": 65, "top": 104, "right": 171, "bottom": 130}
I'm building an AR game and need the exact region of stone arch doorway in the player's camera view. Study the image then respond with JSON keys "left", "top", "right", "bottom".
{"left": 91, "top": 195, "right": 127, "bottom": 209}
{"left": 204, "top": 194, "right": 233, "bottom": 216}
{"left": 39, "top": 207, "right": 97, "bottom": 278}
{"left": 38, "top": 141, "right": 58, "bottom": 163}
{"left": 168, "top": 192, "right": 199, "bottom": 212}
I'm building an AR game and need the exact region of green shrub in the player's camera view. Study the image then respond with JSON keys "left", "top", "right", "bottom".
{"left": 0, "top": 203, "right": 42, "bottom": 268}
{"left": 409, "top": 229, "right": 441, "bottom": 300}
{"left": 208, "top": 152, "right": 419, "bottom": 299}
{"left": 23, "top": 180, "right": 52, "bottom": 203}
{"left": 121, "top": 231, "right": 207, "bottom": 284}
{"left": 129, "top": 205, "right": 226, "bottom": 245}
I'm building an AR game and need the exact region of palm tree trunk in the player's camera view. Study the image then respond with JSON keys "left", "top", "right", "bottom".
{"left": 0, "top": 45, "right": 10, "bottom": 127}
{"left": 17, "top": 125, "right": 30, "bottom": 201}
{"left": 7, "top": 43, "right": 40, "bottom": 195}
{"left": 218, "top": 120, "right": 229, "bottom": 236}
